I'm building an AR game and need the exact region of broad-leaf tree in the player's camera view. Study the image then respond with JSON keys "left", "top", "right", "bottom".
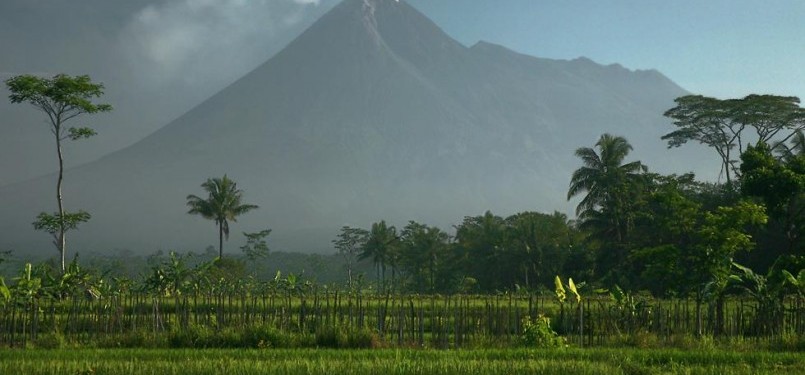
{"left": 741, "top": 142, "right": 804, "bottom": 258}
{"left": 663, "top": 94, "right": 805, "bottom": 185}
{"left": 186, "top": 175, "right": 259, "bottom": 258}
{"left": 333, "top": 226, "right": 369, "bottom": 289}
{"left": 5, "top": 74, "right": 112, "bottom": 273}
{"left": 240, "top": 229, "right": 271, "bottom": 261}
{"left": 505, "top": 211, "right": 576, "bottom": 289}
{"left": 694, "top": 201, "right": 767, "bottom": 334}
{"left": 454, "top": 212, "right": 507, "bottom": 290}
{"left": 629, "top": 174, "right": 703, "bottom": 295}
{"left": 399, "top": 221, "right": 452, "bottom": 293}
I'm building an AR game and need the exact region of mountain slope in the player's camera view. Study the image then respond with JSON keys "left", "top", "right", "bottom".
{"left": 0, "top": 0, "right": 708, "bottom": 255}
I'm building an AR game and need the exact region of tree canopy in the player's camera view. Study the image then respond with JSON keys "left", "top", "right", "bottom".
{"left": 663, "top": 94, "right": 805, "bottom": 185}
{"left": 187, "top": 175, "right": 259, "bottom": 259}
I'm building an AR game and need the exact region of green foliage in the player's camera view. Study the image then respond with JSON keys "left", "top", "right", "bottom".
{"left": 398, "top": 221, "right": 452, "bottom": 293}
{"left": 605, "top": 286, "right": 653, "bottom": 335}
{"left": 2, "top": 348, "right": 801, "bottom": 375}
{"left": 12, "top": 263, "right": 43, "bottom": 303}
{"left": 313, "top": 325, "right": 377, "bottom": 349}
{"left": 332, "top": 226, "right": 368, "bottom": 288}
{"left": 568, "top": 134, "right": 647, "bottom": 281}
{"left": 32, "top": 211, "right": 91, "bottom": 244}
{"left": 553, "top": 276, "right": 566, "bottom": 304}
{"left": 5, "top": 74, "right": 112, "bottom": 116}
{"left": 567, "top": 133, "right": 646, "bottom": 219}
{"left": 453, "top": 211, "right": 579, "bottom": 292}
{"left": 5, "top": 73, "right": 111, "bottom": 273}
{"left": 241, "top": 229, "right": 272, "bottom": 261}
{"left": 141, "top": 251, "right": 209, "bottom": 297}
{"left": 693, "top": 201, "right": 767, "bottom": 300}
{"left": 0, "top": 277, "right": 10, "bottom": 306}
{"left": 359, "top": 221, "right": 399, "bottom": 291}
{"left": 520, "top": 315, "right": 564, "bottom": 348}
{"left": 32, "top": 332, "right": 67, "bottom": 349}
{"left": 741, "top": 141, "right": 804, "bottom": 257}
{"left": 663, "top": 94, "right": 805, "bottom": 185}
{"left": 187, "top": 175, "right": 259, "bottom": 258}
{"left": 782, "top": 269, "right": 805, "bottom": 296}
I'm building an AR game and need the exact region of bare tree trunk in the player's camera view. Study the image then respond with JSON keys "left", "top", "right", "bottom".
{"left": 55, "top": 122, "right": 67, "bottom": 274}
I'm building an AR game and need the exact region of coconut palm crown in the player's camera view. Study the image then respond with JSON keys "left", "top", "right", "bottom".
{"left": 567, "top": 133, "right": 647, "bottom": 227}
{"left": 186, "top": 175, "right": 258, "bottom": 258}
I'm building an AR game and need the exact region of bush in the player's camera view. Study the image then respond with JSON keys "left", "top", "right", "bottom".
{"left": 243, "top": 325, "right": 291, "bottom": 348}
{"left": 520, "top": 315, "right": 565, "bottom": 348}
{"left": 33, "top": 332, "right": 66, "bottom": 349}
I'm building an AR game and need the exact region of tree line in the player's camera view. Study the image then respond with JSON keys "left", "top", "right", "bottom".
{"left": 3, "top": 74, "right": 804, "bottom": 307}
{"left": 334, "top": 94, "right": 804, "bottom": 305}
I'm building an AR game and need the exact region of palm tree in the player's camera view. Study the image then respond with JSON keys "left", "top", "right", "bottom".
{"left": 360, "top": 221, "right": 398, "bottom": 291}
{"left": 567, "top": 134, "right": 646, "bottom": 243}
{"left": 186, "top": 175, "right": 259, "bottom": 258}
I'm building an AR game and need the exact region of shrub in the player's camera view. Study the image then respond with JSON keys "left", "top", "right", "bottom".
{"left": 314, "top": 326, "right": 378, "bottom": 348}
{"left": 33, "top": 332, "right": 66, "bottom": 349}
{"left": 243, "top": 325, "right": 291, "bottom": 348}
{"left": 520, "top": 315, "right": 565, "bottom": 348}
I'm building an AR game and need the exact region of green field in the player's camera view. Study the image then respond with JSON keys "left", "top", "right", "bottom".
{"left": 1, "top": 348, "right": 802, "bottom": 375}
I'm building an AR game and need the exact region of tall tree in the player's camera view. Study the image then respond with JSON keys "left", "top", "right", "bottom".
{"left": 359, "top": 221, "right": 398, "bottom": 291}
{"left": 663, "top": 94, "right": 805, "bottom": 185}
{"left": 399, "top": 221, "right": 452, "bottom": 293}
{"left": 568, "top": 134, "right": 646, "bottom": 242}
{"left": 629, "top": 174, "right": 704, "bottom": 295}
{"left": 692, "top": 201, "right": 767, "bottom": 335}
{"left": 568, "top": 134, "right": 646, "bottom": 283}
{"left": 240, "top": 229, "right": 271, "bottom": 261}
{"left": 5, "top": 74, "right": 112, "bottom": 273}
{"left": 505, "top": 211, "right": 576, "bottom": 289}
{"left": 741, "top": 142, "right": 804, "bottom": 258}
{"left": 333, "top": 226, "right": 369, "bottom": 289}
{"left": 454, "top": 212, "right": 507, "bottom": 290}
{"left": 186, "top": 175, "right": 259, "bottom": 258}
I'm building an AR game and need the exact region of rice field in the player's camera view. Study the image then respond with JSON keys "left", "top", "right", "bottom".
{"left": 1, "top": 347, "right": 802, "bottom": 375}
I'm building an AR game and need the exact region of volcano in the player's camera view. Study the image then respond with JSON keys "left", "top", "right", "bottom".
{"left": 0, "top": 0, "right": 702, "bottom": 254}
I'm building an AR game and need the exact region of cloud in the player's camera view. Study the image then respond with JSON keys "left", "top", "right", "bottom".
{"left": 119, "top": 0, "right": 324, "bottom": 89}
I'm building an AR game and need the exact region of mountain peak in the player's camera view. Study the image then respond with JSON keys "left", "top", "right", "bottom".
{"left": 273, "top": 0, "right": 464, "bottom": 71}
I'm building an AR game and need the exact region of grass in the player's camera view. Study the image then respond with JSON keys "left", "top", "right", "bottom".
{"left": 1, "top": 347, "right": 802, "bottom": 375}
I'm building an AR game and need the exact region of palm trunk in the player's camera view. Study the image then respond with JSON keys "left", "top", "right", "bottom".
{"left": 218, "top": 223, "right": 224, "bottom": 259}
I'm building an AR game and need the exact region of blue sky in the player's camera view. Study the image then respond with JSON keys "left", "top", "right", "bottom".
{"left": 408, "top": 0, "right": 804, "bottom": 100}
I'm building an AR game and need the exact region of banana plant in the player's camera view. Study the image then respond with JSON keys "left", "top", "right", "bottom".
{"left": 0, "top": 277, "right": 10, "bottom": 307}
{"left": 728, "top": 262, "right": 789, "bottom": 335}
{"left": 782, "top": 269, "right": 804, "bottom": 296}
{"left": 553, "top": 275, "right": 566, "bottom": 304}
{"left": 12, "top": 263, "right": 42, "bottom": 306}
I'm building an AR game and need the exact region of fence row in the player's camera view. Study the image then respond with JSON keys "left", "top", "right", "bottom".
{"left": 1, "top": 292, "right": 802, "bottom": 347}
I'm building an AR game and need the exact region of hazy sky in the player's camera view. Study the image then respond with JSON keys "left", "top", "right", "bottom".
{"left": 1, "top": 0, "right": 803, "bottom": 184}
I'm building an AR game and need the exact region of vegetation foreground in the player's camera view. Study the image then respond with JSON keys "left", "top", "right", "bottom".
{"left": 2, "top": 347, "right": 803, "bottom": 375}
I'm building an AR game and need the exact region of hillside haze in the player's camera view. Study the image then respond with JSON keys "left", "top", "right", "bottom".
{"left": 0, "top": 0, "right": 707, "bottom": 255}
